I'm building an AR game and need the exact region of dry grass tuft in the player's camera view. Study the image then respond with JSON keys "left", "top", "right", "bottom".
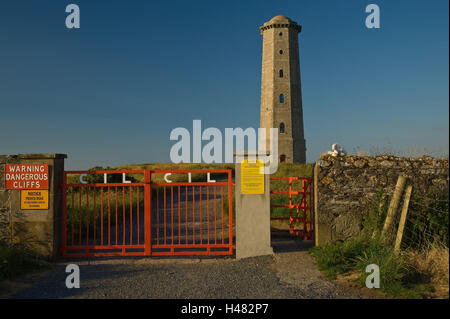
{"left": 406, "top": 241, "right": 449, "bottom": 298}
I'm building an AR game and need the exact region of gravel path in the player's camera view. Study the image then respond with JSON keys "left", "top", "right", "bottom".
{"left": 1, "top": 236, "right": 361, "bottom": 299}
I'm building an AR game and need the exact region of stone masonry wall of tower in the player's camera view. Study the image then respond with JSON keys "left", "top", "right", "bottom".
{"left": 259, "top": 16, "right": 306, "bottom": 163}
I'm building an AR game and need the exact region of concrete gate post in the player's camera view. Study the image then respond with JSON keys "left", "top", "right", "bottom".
{"left": 235, "top": 152, "right": 273, "bottom": 259}
{"left": 0, "top": 153, "right": 67, "bottom": 259}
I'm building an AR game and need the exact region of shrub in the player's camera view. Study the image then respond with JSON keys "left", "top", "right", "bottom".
{"left": 407, "top": 241, "right": 449, "bottom": 286}
{"left": 310, "top": 236, "right": 375, "bottom": 279}
{"left": 361, "top": 189, "right": 388, "bottom": 237}
{"left": 355, "top": 242, "right": 418, "bottom": 296}
{"left": 310, "top": 236, "right": 425, "bottom": 296}
{"left": 311, "top": 185, "right": 449, "bottom": 298}
{"left": 403, "top": 189, "right": 449, "bottom": 249}
{"left": 0, "top": 242, "right": 50, "bottom": 281}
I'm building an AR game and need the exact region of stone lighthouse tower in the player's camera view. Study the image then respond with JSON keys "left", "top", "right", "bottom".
{"left": 259, "top": 15, "right": 306, "bottom": 163}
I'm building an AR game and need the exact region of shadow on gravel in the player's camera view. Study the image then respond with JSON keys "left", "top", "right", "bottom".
{"left": 271, "top": 234, "right": 313, "bottom": 253}
{"left": 7, "top": 255, "right": 310, "bottom": 299}
{"left": 56, "top": 254, "right": 234, "bottom": 264}
{"left": 6, "top": 264, "right": 167, "bottom": 299}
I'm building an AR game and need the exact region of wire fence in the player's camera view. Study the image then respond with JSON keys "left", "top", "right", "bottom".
{"left": 366, "top": 185, "right": 449, "bottom": 251}
{"left": 403, "top": 192, "right": 449, "bottom": 249}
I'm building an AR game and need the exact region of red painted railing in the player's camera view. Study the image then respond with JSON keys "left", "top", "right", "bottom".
{"left": 270, "top": 177, "right": 313, "bottom": 240}
{"left": 61, "top": 169, "right": 234, "bottom": 257}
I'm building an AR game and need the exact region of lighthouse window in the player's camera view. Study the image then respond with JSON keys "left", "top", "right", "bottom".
{"left": 280, "top": 122, "right": 285, "bottom": 133}
{"left": 279, "top": 69, "right": 283, "bottom": 78}
{"left": 279, "top": 50, "right": 283, "bottom": 54}
{"left": 279, "top": 94, "right": 284, "bottom": 103}
{"left": 279, "top": 32, "right": 283, "bottom": 36}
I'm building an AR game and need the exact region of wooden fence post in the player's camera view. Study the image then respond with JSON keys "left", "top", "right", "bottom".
{"left": 382, "top": 175, "right": 407, "bottom": 241}
{"left": 394, "top": 185, "right": 413, "bottom": 253}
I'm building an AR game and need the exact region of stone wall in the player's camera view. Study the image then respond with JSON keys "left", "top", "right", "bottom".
{"left": 0, "top": 154, "right": 66, "bottom": 259}
{"left": 314, "top": 154, "right": 449, "bottom": 245}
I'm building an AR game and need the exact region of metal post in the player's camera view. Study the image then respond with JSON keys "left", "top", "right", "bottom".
{"left": 144, "top": 170, "right": 152, "bottom": 256}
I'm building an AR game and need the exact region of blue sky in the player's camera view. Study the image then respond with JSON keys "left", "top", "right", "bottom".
{"left": 0, "top": 0, "right": 448, "bottom": 169}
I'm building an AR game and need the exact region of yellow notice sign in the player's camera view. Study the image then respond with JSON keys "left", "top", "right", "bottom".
{"left": 21, "top": 190, "right": 49, "bottom": 210}
{"left": 241, "top": 159, "right": 265, "bottom": 194}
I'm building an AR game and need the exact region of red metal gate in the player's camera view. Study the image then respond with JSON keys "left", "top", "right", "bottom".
{"left": 61, "top": 169, "right": 234, "bottom": 258}
{"left": 270, "top": 177, "right": 313, "bottom": 240}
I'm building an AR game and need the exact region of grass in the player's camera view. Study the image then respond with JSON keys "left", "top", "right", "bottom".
{"left": 65, "top": 163, "right": 235, "bottom": 242}
{"left": 404, "top": 189, "right": 449, "bottom": 248}
{"left": 65, "top": 186, "right": 144, "bottom": 244}
{"left": 309, "top": 235, "right": 432, "bottom": 297}
{"left": 67, "top": 162, "right": 312, "bottom": 186}
{"left": 406, "top": 241, "right": 449, "bottom": 296}
{"left": 270, "top": 163, "right": 313, "bottom": 219}
{"left": 0, "top": 242, "right": 50, "bottom": 282}
{"left": 220, "top": 162, "right": 313, "bottom": 225}
{"left": 65, "top": 162, "right": 313, "bottom": 238}
{"left": 67, "top": 163, "right": 235, "bottom": 185}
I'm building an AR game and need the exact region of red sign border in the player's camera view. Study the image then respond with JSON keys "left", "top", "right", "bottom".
{"left": 4, "top": 164, "right": 49, "bottom": 190}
